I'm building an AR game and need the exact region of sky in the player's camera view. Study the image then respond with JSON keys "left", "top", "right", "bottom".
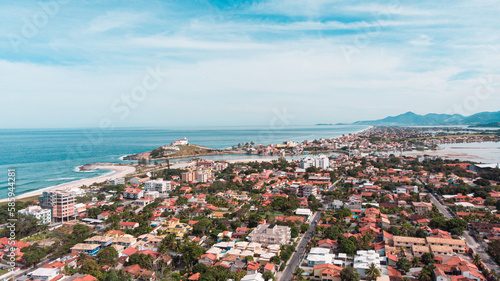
{"left": 1, "top": 0, "right": 500, "bottom": 128}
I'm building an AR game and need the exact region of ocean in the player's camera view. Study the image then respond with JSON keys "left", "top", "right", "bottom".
{"left": 0, "top": 125, "right": 368, "bottom": 199}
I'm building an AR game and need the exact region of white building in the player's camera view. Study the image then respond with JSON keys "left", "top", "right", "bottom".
{"left": 196, "top": 173, "right": 208, "bottom": 183}
{"left": 144, "top": 191, "right": 160, "bottom": 200}
{"left": 306, "top": 247, "right": 335, "bottom": 267}
{"left": 145, "top": 179, "right": 171, "bottom": 194}
{"left": 18, "top": 206, "right": 51, "bottom": 225}
{"left": 28, "top": 268, "right": 60, "bottom": 281}
{"left": 241, "top": 272, "right": 265, "bottom": 281}
{"left": 353, "top": 250, "right": 382, "bottom": 276}
{"left": 107, "top": 178, "right": 125, "bottom": 186}
{"left": 300, "top": 155, "right": 329, "bottom": 170}
{"left": 302, "top": 184, "right": 318, "bottom": 198}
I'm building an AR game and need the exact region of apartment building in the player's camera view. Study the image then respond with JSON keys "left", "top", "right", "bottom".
{"left": 246, "top": 224, "right": 291, "bottom": 245}
{"left": 144, "top": 179, "right": 171, "bottom": 194}
{"left": 18, "top": 205, "right": 51, "bottom": 225}
{"left": 300, "top": 155, "right": 330, "bottom": 170}
{"left": 426, "top": 237, "right": 466, "bottom": 254}
{"left": 412, "top": 202, "right": 433, "bottom": 214}
{"left": 123, "top": 188, "right": 144, "bottom": 200}
{"left": 393, "top": 236, "right": 427, "bottom": 249}
{"left": 107, "top": 177, "right": 125, "bottom": 186}
{"left": 39, "top": 190, "right": 76, "bottom": 222}
{"left": 395, "top": 235, "right": 467, "bottom": 255}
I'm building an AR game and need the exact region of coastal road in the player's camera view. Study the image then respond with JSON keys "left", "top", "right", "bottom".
{"left": 429, "top": 193, "right": 500, "bottom": 273}
{"left": 279, "top": 211, "right": 321, "bottom": 281}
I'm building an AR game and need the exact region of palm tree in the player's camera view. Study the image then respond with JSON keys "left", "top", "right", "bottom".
{"left": 473, "top": 254, "right": 482, "bottom": 268}
{"left": 294, "top": 267, "right": 304, "bottom": 281}
{"left": 365, "top": 263, "right": 381, "bottom": 281}
{"left": 412, "top": 256, "right": 421, "bottom": 267}
{"left": 419, "top": 272, "right": 432, "bottom": 281}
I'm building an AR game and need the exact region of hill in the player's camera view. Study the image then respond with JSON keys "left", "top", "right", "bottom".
{"left": 347, "top": 111, "right": 500, "bottom": 126}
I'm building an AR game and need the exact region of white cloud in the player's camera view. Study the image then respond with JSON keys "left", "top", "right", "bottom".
{"left": 86, "top": 11, "right": 146, "bottom": 33}
{"left": 409, "top": 34, "right": 433, "bottom": 46}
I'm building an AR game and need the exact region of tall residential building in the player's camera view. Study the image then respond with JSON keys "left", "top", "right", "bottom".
{"left": 181, "top": 171, "right": 195, "bottom": 182}
{"left": 39, "top": 190, "right": 76, "bottom": 222}
{"left": 18, "top": 205, "right": 51, "bottom": 225}
{"left": 300, "top": 155, "right": 330, "bottom": 170}
{"left": 196, "top": 173, "right": 208, "bottom": 183}
{"left": 144, "top": 179, "right": 171, "bottom": 194}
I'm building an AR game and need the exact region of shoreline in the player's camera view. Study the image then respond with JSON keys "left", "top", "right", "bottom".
{"left": 1, "top": 164, "right": 136, "bottom": 203}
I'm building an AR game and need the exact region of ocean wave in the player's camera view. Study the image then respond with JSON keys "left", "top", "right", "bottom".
{"left": 45, "top": 177, "right": 78, "bottom": 182}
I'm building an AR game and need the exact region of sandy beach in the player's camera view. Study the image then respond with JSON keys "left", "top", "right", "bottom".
{"left": 1, "top": 164, "right": 136, "bottom": 204}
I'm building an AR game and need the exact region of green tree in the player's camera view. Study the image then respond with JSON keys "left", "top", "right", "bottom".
{"left": 412, "top": 256, "right": 421, "bottom": 267}
{"left": 291, "top": 226, "right": 299, "bottom": 238}
{"left": 339, "top": 239, "right": 356, "bottom": 255}
{"left": 294, "top": 267, "right": 304, "bottom": 281}
{"left": 421, "top": 252, "right": 435, "bottom": 265}
{"left": 105, "top": 270, "right": 120, "bottom": 281}
{"left": 263, "top": 270, "right": 275, "bottom": 281}
{"left": 300, "top": 224, "right": 309, "bottom": 233}
{"left": 182, "top": 242, "right": 204, "bottom": 266}
{"left": 97, "top": 247, "right": 118, "bottom": 266}
{"left": 73, "top": 224, "right": 91, "bottom": 240}
{"left": 397, "top": 258, "right": 411, "bottom": 273}
{"left": 365, "top": 263, "right": 381, "bottom": 281}
{"left": 340, "top": 266, "right": 360, "bottom": 281}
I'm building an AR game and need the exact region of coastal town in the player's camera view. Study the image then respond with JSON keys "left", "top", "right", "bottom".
{"left": 2, "top": 127, "right": 500, "bottom": 281}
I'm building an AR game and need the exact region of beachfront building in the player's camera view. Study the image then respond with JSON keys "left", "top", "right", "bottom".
{"left": 107, "top": 178, "right": 125, "bottom": 186}
{"left": 300, "top": 155, "right": 330, "bottom": 170}
{"left": 18, "top": 206, "right": 51, "bottom": 225}
{"left": 144, "top": 179, "right": 171, "bottom": 195}
{"left": 39, "top": 190, "right": 76, "bottom": 223}
{"left": 123, "top": 188, "right": 144, "bottom": 200}
{"left": 246, "top": 224, "right": 291, "bottom": 245}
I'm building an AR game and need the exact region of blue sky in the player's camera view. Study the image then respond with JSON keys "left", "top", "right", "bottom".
{"left": 1, "top": 0, "right": 500, "bottom": 128}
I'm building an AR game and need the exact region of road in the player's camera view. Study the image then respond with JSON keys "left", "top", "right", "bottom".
{"left": 278, "top": 211, "right": 321, "bottom": 281}
{"left": 429, "top": 193, "right": 500, "bottom": 273}
{"left": 277, "top": 178, "right": 341, "bottom": 280}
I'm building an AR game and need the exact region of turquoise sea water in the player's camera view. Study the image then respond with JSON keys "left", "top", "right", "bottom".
{"left": 0, "top": 125, "right": 368, "bottom": 199}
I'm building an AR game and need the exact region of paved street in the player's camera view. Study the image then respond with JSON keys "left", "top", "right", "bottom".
{"left": 279, "top": 211, "right": 321, "bottom": 281}
{"left": 278, "top": 178, "right": 341, "bottom": 280}
{"left": 429, "top": 193, "right": 500, "bottom": 273}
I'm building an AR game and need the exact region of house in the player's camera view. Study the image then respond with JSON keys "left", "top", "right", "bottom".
{"left": 198, "top": 253, "right": 217, "bottom": 267}
{"left": 70, "top": 243, "right": 100, "bottom": 256}
{"left": 64, "top": 274, "right": 99, "bottom": 281}
{"left": 264, "top": 263, "right": 276, "bottom": 275}
{"left": 241, "top": 272, "right": 265, "bottom": 281}
{"left": 412, "top": 202, "right": 433, "bottom": 214}
{"left": 119, "top": 222, "right": 139, "bottom": 230}
{"left": 28, "top": 268, "right": 61, "bottom": 281}
{"left": 123, "top": 264, "right": 155, "bottom": 280}
{"left": 312, "top": 263, "right": 342, "bottom": 281}
{"left": 123, "top": 188, "right": 144, "bottom": 200}
{"left": 164, "top": 221, "right": 192, "bottom": 238}
{"left": 317, "top": 239, "right": 337, "bottom": 251}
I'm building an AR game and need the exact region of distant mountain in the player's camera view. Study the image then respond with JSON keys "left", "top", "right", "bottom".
{"left": 346, "top": 111, "right": 500, "bottom": 126}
